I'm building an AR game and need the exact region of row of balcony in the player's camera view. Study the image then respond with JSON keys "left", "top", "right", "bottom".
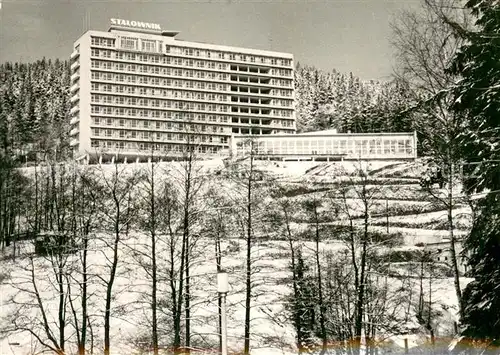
{"left": 91, "top": 55, "right": 293, "bottom": 81}
{"left": 86, "top": 82, "right": 293, "bottom": 101}
{"left": 90, "top": 45, "right": 293, "bottom": 69}
{"left": 89, "top": 74, "right": 291, "bottom": 94}
{"left": 88, "top": 96, "right": 291, "bottom": 112}
{"left": 89, "top": 56, "right": 294, "bottom": 83}
{"left": 87, "top": 110, "right": 294, "bottom": 127}
{"left": 88, "top": 105, "right": 293, "bottom": 121}
{"left": 89, "top": 134, "right": 228, "bottom": 147}
{"left": 86, "top": 84, "right": 293, "bottom": 107}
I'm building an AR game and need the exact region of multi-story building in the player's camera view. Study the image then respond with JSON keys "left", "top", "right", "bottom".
{"left": 69, "top": 19, "right": 295, "bottom": 162}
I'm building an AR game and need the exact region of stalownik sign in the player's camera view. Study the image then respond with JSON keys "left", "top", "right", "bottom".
{"left": 110, "top": 18, "right": 161, "bottom": 31}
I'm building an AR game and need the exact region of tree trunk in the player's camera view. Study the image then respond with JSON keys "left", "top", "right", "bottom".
{"left": 215, "top": 229, "right": 223, "bottom": 355}
{"left": 150, "top": 162, "right": 159, "bottom": 355}
{"left": 79, "top": 228, "right": 88, "bottom": 355}
{"left": 183, "top": 153, "right": 194, "bottom": 355}
{"left": 243, "top": 155, "right": 254, "bottom": 355}
{"left": 447, "top": 161, "right": 462, "bottom": 317}
{"left": 286, "top": 210, "right": 302, "bottom": 352}
{"left": 58, "top": 259, "right": 66, "bottom": 354}
{"left": 354, "top": 182, "right": 369, "bottom": 355}
{"left": 314, "top": 208, "right": 327, "bottom": 354}
{"left": 104, "top": 202, "right": 121, "bottom": 355}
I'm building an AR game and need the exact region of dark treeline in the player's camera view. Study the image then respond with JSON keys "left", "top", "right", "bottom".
{"left": 0, "top": 58, "right": 415, "bottom": 164}
{"left": 294, "top": 64, "right": 416, "bottom": 133}
{"left": 0, "top": 59, "right": 71, "bottom": 162}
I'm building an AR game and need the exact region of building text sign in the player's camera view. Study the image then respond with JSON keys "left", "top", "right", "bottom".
{"left": 110, "top": 18, "right": 161, "bottom": 31}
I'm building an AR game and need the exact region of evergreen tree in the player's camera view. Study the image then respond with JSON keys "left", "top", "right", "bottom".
{"left": 287, "top": 248, "right": 317, "bottom": 352}
{"left": 0, "top": 59, "right": 71, "bottom": 161}
{"left": 294, "top": 64, "right": 414, "bottom": 133}
{"left": 448, "top": 0, "right": 500, "bottom": 347}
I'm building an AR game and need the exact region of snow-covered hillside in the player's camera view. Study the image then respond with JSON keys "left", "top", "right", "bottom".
{"left": 0, "top": 159, "right": 472, "bottom": 355}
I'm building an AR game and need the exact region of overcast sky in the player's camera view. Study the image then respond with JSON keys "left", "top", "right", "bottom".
{"left": 0, "top": 0, "right": 420, "bottom": 81}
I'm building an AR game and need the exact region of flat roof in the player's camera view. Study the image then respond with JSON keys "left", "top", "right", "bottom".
{"left": 233, "top": 132, "right": 416, "bottom": 139}
{"left": 109, "top": 28, "right": 180, "bottom": 37}
{"left": 81, "top": 29, "right": 293, "bottom": 58}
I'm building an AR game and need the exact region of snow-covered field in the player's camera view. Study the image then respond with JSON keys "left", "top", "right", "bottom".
{"left": 0, "top": 159, "right": 473, "bottom": 355}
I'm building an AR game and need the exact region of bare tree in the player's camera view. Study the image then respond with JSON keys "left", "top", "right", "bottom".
{"left": 322, "top": 161, "right": 403, "bottom": 354}
{"left": 66, "top": 166, "right": 102, "bottom": 355}
{"left": 95, "top": 160, "right": 140, "bottom": 355}
{"left": 201, "top": 185, "right": 234, "bottom": 354}
{"left": 391, "top": 0, "right": 472, "bottom": 317}
{"left": 134, "top": 149, "right": 162, "bottom": 355}
{"left": 0, "top": 157, "right": 28, "bottom": 257}
{"left": 2, "top": 162, "right": 79, "bottom": 355}
{"left": 223, "top": 138, "right": 271, "bottom": 355}
{"left": 302, "top": 195, "right": 328, "bottom": 354}
{"left": 268, "top": 184, "right": 314, "bottom": 353}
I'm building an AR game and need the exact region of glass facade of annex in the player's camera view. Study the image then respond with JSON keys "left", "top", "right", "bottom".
{"left": 232, "top": 133, "right": 417, "bottom": 160}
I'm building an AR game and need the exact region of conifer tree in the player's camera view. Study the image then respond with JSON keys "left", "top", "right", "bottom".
{"left": 448, "top": 0, "right": 500, "bottom": 346}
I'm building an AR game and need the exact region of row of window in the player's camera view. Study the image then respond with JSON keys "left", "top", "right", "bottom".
{"left": 91, "top": 115, "right": 291, "bottom": 128}
{"left": 92, "top": 57, "right": 226, "bottom": 71}
{"left": 235, "top": 138, "right": 415, "bottom": 156}
{"left": 92, "top": 118, "right": 226, "bottom": 133}
{"left": 90, "top": 100, "right": 292, "bottom": 118}
{"left": 91, "top": 92, "right": 228, "bottom": 104}
{"left": 91, "top": 104, "right": 226, "bottom": 116}
{"left": 90, "top": 66, "right": 293, "bottom": 88}
{"left": 165, "top": 45, "right": 292, "bottom": 67}
{"left": 91, "top": 81, "right": 225, "bottom": 94}
{"left": 91, "top": 129, "right": 228, "bottom": 144}
{"left": 90, "top": 92, "right": 292, "bottom": 109}
{"left": 229, "top": 117, "right": 292, "bottom": 127}
{"left": 90, "top": 100, "right": 230, "bottom": 113}
{"left": 90, "top": 58, "right": 292, "bottom": 78}
{"left": 91, "top": 68, "right": 228, "bottom": 83}
{"left": 230, "top": 96, "right": 292, "bottom": 107}
{"left": 90, "top": 46, "right": 293, "bottom": 69}
{"left": 92, "top": 113, "right": 227, "bottom": 125}
{"left": 90, "top": 103, "right": 292, "bottom": 119}
{"left": 90, "top": 139, "right": 224, "bottom": 154}
{"left": 120, "top": 37, "right": 159, "bottom": 53}
{"left": 88, "top": 81, "right": 292, "bottom": 99}
{"left": 91, "top": 37, "right": 115, "bottom": 47}
{"left": 89, "top": 79, "right": 293, "bottom": 99}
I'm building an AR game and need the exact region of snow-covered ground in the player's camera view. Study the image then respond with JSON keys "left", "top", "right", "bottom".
{"left": 0, "top": 159, "right": 473, "bottom": 354}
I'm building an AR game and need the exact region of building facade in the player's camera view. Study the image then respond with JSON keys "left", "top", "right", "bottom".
{"left": 230, "top": 131, "right": 418, "bottom": 161}
{"left": 69, "top": 19, "right": 295, "bottom": 162}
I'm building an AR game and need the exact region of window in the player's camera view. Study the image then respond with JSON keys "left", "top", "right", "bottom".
{"left": 142, "top": 39, "right": 157, "bottom": 52}
{"left": 121, "top": 36, "right": 138, "bottom": 50}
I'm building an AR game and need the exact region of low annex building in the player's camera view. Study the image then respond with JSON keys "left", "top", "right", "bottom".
{"left": 230, "top": 130, "right": 418, "bottom": 161}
